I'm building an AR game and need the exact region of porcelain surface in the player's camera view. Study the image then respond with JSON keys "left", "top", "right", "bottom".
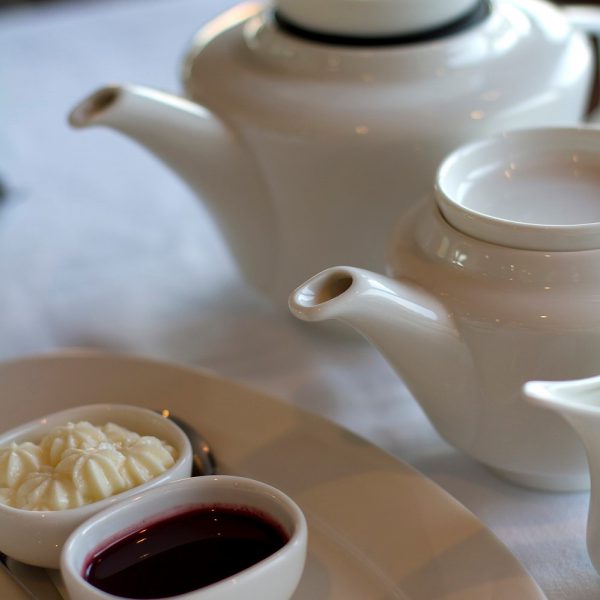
{"left": 524, "top": 377, "right": 600, "bottom": 577}
{"left": 0, "top": 352, "right": 545, "bottom": 599}
{"left": 0, "top": 404, "right": 192, "bottom": 569}
{"left": 69, "top": 0, "right": 599, "bottom": 309}
{"left": 274, "top": 0, "right": 480, "bottom": 36}
{"left": 436, "top": 128, "right": 600, "bottom": 250}
{"left": 290, "top": 127, "right": 600, "bottom": 491}
{"left": 62, "top": 475, "right": 307, "bottom": 600}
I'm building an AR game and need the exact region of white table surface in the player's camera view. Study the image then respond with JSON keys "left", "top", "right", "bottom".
{"left": 0, "top": 1, "right": 596, "bottom": 597}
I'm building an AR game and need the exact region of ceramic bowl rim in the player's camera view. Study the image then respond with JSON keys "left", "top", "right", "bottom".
{"left": 0, "top": 403, "right": 192, "bottom": 521}
{"left": 61, "top": 474, "right": 308, "bottom": 600}
{"left": 435, "top": 126, "right": 600, "bottom": 251}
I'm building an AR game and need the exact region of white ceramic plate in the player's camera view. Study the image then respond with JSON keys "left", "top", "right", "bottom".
{"left": 0, "top": 352, "right": 545, "bottom": 600}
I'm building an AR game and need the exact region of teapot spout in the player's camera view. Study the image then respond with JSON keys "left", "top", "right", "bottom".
{"left": 69, "top": 85, "right": 274, "bottom": 293}
{"left": 69, "top": 85, "right": 238, "bottom": 192}
{"left": 290, "top": 267, "right": 480, "bottom": 445}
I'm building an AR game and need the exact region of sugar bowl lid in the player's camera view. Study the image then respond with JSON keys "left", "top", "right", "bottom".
{"left": 274, "top": 0, "right": 483, "bottom": 39}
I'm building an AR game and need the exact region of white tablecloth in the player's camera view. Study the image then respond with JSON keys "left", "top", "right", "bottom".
{"left": 0, "top": 1, "right": 595, "bottom": 597}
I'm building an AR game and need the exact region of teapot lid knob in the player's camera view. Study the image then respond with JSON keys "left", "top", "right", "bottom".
{"left": 274, "top": 0, "right": 483, "bottom": 39}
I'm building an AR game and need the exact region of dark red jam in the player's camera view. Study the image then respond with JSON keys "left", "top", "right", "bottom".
{"left": 84, "top": 505, "right": 289, "bottom": 599}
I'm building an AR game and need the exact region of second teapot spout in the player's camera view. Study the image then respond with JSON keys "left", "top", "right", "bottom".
{"left": 69, "top": 84, "right": 275, "bottom": 296}
{"left": 290, "top": 267, "right": 481, "bottom": 446}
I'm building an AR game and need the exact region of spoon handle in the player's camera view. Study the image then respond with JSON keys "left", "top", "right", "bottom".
{"left": 0, "top": 557, "right": 35, "bottom": 600}
{"left": 158, "top": 411, "right": 217, "bottom": 476}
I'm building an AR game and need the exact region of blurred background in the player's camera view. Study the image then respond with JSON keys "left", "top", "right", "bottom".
{"left": 1, "top": 0, "right": 599, "bottom": 7}
{"left": 3, "top": 3, "right": 600, "bottom": 599}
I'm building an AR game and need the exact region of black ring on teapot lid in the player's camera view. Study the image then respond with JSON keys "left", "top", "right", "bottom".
{"left": 274, "top": 0, "right": 491, "bottom": 47}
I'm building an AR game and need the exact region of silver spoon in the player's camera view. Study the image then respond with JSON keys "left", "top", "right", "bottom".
{"left": 157, "top": 410, "right": 217, "bottom": 476}
{"left": 0, "top": 552, "right": 36, "bottom": 599}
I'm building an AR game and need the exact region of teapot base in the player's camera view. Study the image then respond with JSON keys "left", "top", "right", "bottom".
{"left": 488, "top": 466, "right": 590, "bottom": 492}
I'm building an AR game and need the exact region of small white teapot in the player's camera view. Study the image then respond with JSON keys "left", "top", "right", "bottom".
{"left": 70, "top": 0, "right": 600, "bottom": 308}
{"left": 290, "top": 127, "right": 600, "bottom": 492}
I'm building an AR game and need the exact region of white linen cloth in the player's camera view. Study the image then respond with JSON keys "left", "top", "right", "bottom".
{"left": 0, "top": 0, "right": 595, "bottom": 597}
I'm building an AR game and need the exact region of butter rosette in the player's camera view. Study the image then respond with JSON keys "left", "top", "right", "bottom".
{"left": 121, "top": 437, "right": 177, "bottom": 485}
{"left": 14, "top": 466, "right": 84, "bottom": 511}
{"left": 41, "top": 421, "right": 108, "bottom": 466}
{"left": 56, "top": 443, "right": 128, "bottom": 502}
{"left": 0, "top": 487, "right": 14, "bottom": 507}
{"left": 102, "top": 422, "right": 141, "bottom": 448}
{"left": 0, "top": 442, "right": 43, "bottom": 488}
{"left": 0, "top": 420, "right": 179, "bottom": 511}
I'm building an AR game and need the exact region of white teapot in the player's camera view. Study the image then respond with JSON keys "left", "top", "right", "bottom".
{"left": 70, "top": 0, "right": 600, "bottom": 308}
{"left": 290, "top": 127, "right": 600, "bottom": 492}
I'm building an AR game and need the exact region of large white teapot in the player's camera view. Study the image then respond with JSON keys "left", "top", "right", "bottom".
{"left": 70, "top": 0, "right": 599, "bottom": 308}
{"left": 290, "top": 128, "right": 600, "bottom": 492}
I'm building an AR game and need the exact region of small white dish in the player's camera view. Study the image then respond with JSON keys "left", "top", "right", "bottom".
{"left": 0, "top": 403, "right": 192, "bottom": 569}
{"left": 61, "top": 475, "right": 307, "bottom": 600}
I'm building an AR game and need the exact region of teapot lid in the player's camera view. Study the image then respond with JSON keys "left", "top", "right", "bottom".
{"left": 274, "top": 0, "right": 483, "bottom": 40}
